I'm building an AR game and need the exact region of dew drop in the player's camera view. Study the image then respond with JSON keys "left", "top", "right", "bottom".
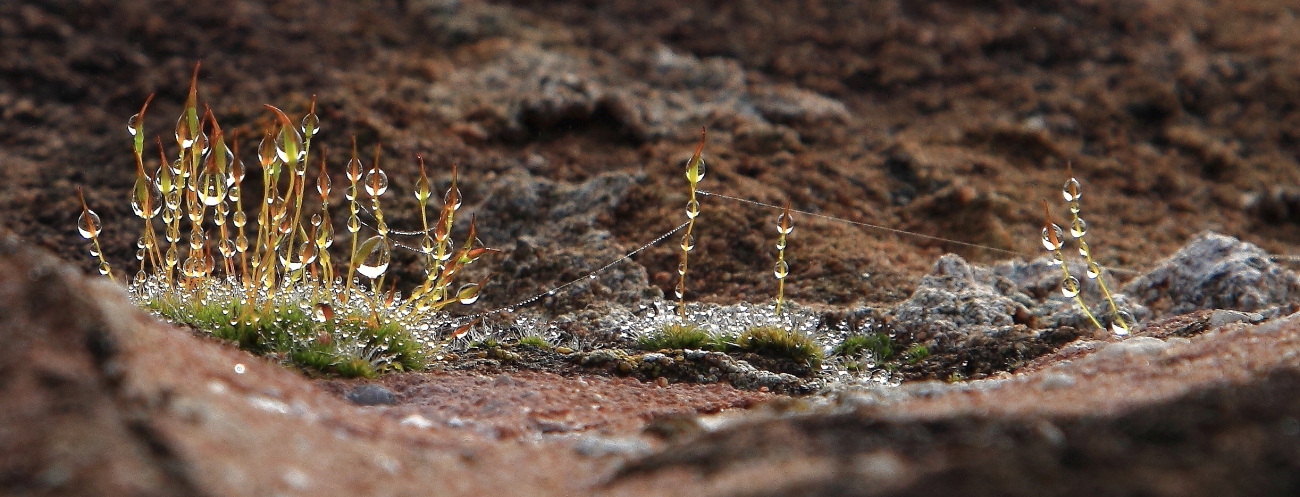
{"left": 456, "top": 283, "right": 481, "bottom": 305}
{"left": 1049, "top": 252, "right": 1064, "bottom": 267}
{"left": 444, "top": 186, "right": 462, "bottom": 210}
{"left": 98, "top": 261, "right": 111, "bottom": 275}
{"left": 77, "top": 210, "right": 103, "bottom": 239}
{"left": 356, "top": 236, "right": 391, "bottom": 279}
{"left": 1086, "top": 261, "right": 1102, "bottom": 279}
{"left": 301, "top": 113, "right": 320, "bottom": 137}
{"left": 347, "top": 215, "right": 360, "bottom": 233}
{"left": 774, "top": 260, "right": 789, "bottom": 279}
{"left": 677, "top": 261, "right": 687, "bottom": 275}
{"left": 1111, "top": 310, "right": 1135, "bottom": 336}
{"left": 686, "top": 157, "right": 706, "bottom": 183}
{"left": 275, "top": 127, "right": 306, "bottom": 164}
{"left": 314, "top": 303, "right": 333, "bottom": 323}
{"left": 232, "top": 211, "right": 247, "bottom": 228}
{"left": 776, "top": 212, "right": 794, "bottom": 234}
{"left": 674, "top": 281, "right": 685, "bottom": 299}
{"left": 365, "top": 168, "right": 389, "bottom": 197}
{"left": 1060, "top": 276, "right": 1081, "bottom": 298}
{"left": 127, "top": 113, "right": 142, "bottom": 136}
{"left": 1039, "top": 225, "right": 1063, "bottom": 251}
{"left": 685, "top": 199, "right": 700, "bottom": 219}
{"left": 680, "top": 234, "right": 695, "bottom": 252}
{"left": 1069, "top": 218, "right": 1087, "bottom": 238}
{"left": 1062, "top": 178, "right": 1081, "bottom": 202}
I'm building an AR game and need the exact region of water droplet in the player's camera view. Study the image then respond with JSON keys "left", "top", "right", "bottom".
{"left": 275, "top": 126, "right": 306, "bottom": 164}
{"left": 677, "top": 261, "right": 687, "bottom": 275}
{"left": 196, "top": 172, "right": 225, "bottom": 207}
{"left": 685, "top": 199, "right": 700, "bottom": 219}
{"left": 176, "top": 115, "right": 196, "bottom": 149}
{"left": 1060, "top": 276, "right": 1080, "bottom": 298}
{"left": 1062, "top": 178, "right": 1081, "bottom": 202}
{"left": 77, "top": 209, "right": 102, "bottom": 239}
{"left": 127, "top": 113, "right": 142, "bottom": 136}
{"left": 686, "top": 157, "right": 706, "bottom": 183}
{"left": 301, "top": 113, "right": 320, "bottom": 137}
{"left": 356, "top": 236, "right": 391, "bottom": 279}
{"left": 98, "top": 261, "right": 111, "bottom": 275}
{"left": 232, "top": 211, "right": 247, "bottom": 228}
{"left": 234, "top": 363, "right": 246, "bottom": 374}
{"left": 1069, "top": 218, "right": 1087, "bottom": 238}
{"left": 776, "top": 212, "right": 794, "bottom": 234}
{"left": 365, "top": 167, "right": 388, "bottom": 197}
{"left": 774, "top": 260, "right": 789, "bottom": 279}
{"left": 775, "top": 239, "right": 786, "bottom": 250}
{"left": 1039, "top": 225, "right": 1064, "bottom": 251}
{"left": 347, "top": 215, "right": 360, "bottom": 233}
{"left": 314, "top": 303, "right": 333, "bottom": 323}
{"left": 1086, "top": 261, "right": 1102, "bottom": 279}
{"left": 1111, "top": 310, "right": 1135, "bottom": 336}
{"left": 457, "top": 283, "right": 481, "bottom": 305}
{"left": 680, "top": 234, "right": 695, "bottom": 252}
{"left": 444, "top": 186, "right": 462, "bottom": 210}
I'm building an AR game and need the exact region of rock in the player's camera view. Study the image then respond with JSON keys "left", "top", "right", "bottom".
{"left": 1097, "top": 337, "right": 1169, "bottom": 358}
{"left": 1123, "top": 231, "right": 1300, "bottom": 316}
{"left": 888, "top": 254, "right": 1031, "bottom": 351}
{"left": 345, "top": 384, "right": 398, "bottom": 405}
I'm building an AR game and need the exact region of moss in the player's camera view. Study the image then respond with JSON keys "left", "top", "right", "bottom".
{"left": 902, "top": 343, "right": 930, "bottom": 364}
{"left": 518, "top": 335, "right": 549, "bottom": 348}
{"left": 142, "top": 292, "right": 422, "bottom": 378}
{"left": 833, "top": 332, "right": 893, "bottom": 361}
{"left": 638, "top": 322, "right": 712, "bottom": 350}
{"left": 736, "top": 325, "right": 823, "bottom": 367}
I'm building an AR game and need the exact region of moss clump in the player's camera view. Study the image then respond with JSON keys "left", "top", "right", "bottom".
{"left": 833, "top": 332, "right": 893, "bottom": 361}
{"left": 902, "top": 343, "right": 930, "bottom": 364}
{"left": 518, "top": 335, "right": 549, "bottom": 348}
{"left": 736, "top": 325, "right": 823, "bottom": 367}
{"left": 145, "top": 290, "right": 423, "bottom": 378}
{"left": 638, "top": 322, "right": 713, "bottom": 350}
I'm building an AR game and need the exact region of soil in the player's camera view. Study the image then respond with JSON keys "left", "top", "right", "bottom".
{"left": 6, "top": 0, "right": 1300, "bottom": 495}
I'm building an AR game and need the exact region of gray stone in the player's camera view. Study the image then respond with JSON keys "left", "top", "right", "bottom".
{"left": 1123, "top": 231, "right": 1300, "bottom": 316}
{"left": 345, "top": 384, "right": 397, "bottom": 406}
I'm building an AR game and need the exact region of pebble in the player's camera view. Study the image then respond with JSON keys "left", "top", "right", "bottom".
{"left": 345, "top": 383, "right": 397, "bottom": 405}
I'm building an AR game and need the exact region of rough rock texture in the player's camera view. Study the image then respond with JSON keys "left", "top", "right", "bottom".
{"left": 1124, "top": 231, "right": 1300, "bottom": 317}
{"left": 887, "top": 254, "right": 1032, "bottom": 351}
{"left": 8, "top": 0, "right": 1300, "bottom": 494}
{"left": 0, "top": 231, "right": 771, "bottom": 496}
{"left": 613, "top": 314, "right": 1300, "bottom": 497}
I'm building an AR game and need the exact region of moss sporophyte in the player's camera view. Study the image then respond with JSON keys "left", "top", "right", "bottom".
{"left": 78, "top": 66, "right": 1146, "bottom": 381}
{"left": 86, "top": 64, "right": 496, "bottom": 377}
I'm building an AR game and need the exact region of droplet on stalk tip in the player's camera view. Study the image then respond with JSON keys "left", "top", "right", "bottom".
{"left": 365, "top": 166, "right": 388, "bottom": 197}
{"left": 77, "top": 209, "right": 102, "bottom": 239}
{"left": 356, "top": 236, "right": 391, "bottom": 279}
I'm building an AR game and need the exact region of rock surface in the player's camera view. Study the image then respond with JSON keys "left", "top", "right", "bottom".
{"left": 7, "top": 0, "right": 1300, "bottom": 495}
